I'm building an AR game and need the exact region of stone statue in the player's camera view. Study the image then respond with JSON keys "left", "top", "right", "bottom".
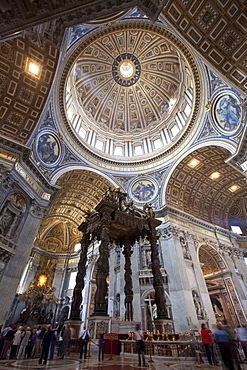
{"left": 193, "top": 292, "right": 203, "bottom": 317}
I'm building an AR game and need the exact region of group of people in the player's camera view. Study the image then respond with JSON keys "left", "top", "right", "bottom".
{"left": 0, "top": 322, "right": 72, "bottom": 365}
{"left": 201, "top": 321, "right": 247, "bottom": 369}
{"left": 2, "top": 319, "right": 246, "bottom": 368}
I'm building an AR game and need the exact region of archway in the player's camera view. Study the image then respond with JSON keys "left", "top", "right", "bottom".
{"left": 198, "top": 244, "right": 245, "bottom": 327}
{"left": 142, "top": 289, "right": 172, "bottom": 332}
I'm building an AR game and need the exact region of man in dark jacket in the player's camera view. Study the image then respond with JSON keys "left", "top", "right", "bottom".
{"left": 38, "top": 325, "right": 54, "bottom": 365}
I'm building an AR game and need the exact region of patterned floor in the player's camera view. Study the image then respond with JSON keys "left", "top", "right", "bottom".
{"left": 0, "top": 352, "right": 246, "bottom": 369}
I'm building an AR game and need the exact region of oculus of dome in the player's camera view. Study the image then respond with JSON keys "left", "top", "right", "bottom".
{"left": 112, "top": 53, "right": 141, "bottom": 86}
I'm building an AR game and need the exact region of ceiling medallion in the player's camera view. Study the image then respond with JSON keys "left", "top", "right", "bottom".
{"left": 112, "top": 53, "right": 141, "bottom": 86}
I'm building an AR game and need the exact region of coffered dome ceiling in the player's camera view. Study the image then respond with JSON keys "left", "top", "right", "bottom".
{"left": 59, "top": 21, "right": 202, "bottom": 170}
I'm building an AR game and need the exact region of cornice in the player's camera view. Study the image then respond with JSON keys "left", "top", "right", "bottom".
{"left": 0, "top": 1, "right": 167, "bottom": 39}
{"left": 155, "top": 205, "right": 243, "bottom": 242}
{"left": 32, "top": 246, "right": 80, "bottom": 261}
{"left": 0, "top": 135, "right": 58, "bottom": 192}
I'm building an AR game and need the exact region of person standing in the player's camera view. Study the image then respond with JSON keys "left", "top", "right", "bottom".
{"left": 236, "top": 325, "right": 247, "bottom": 360}
{"left": 60, "top": 324, "right": 71, "bottom": 359}
{"left": 57, "top": 326, "right": 64, "bottom": 357}
{"left": 200, "top": 323, "right": 216, "bottom": 366}
{"left": 17, "top": 326, "right": 31, "bottom": 359}
{"left": 33, "top": 325, "right": 46, "bottom": 358}
{"left": 38, "top": 325, "right": 54, "bottom": 365}
{"left": 98, "top": 333, "right": 105, "bottom": 362}
{"left": 48, "top": 327, "right": 57, "bottom": 360}
{"left": 9, "top": 326, "right": 24, "bottom": 359}
{"left": 214, "top": 323, "right": 234, "bottom": 370}
{"left": 134, "top": 324, "right": 146, "bottom": 367}
{"left": 223, "top": 320, "right": 241, "bottom": 370}
{"left": 0, "top": 324, "right": 16, "bottom": 359}
{"left": 79, "top": 326, "right": 90, "bottom": 360}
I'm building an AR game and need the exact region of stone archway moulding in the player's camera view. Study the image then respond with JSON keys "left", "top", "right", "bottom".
{"left": 160, "top": 140, "right": 236, "bottom": 206}
{"left": 50, "top": 164, "right": 119, "bottom": 187}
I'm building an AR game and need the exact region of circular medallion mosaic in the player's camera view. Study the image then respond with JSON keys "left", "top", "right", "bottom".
{"left": 131, "top": 178, "right": 157, "bottom": 203}
{"left": 212, "top": 93, "right": 242, "bottom": 133}
{"left": 36, "top": 132, "right": 60, "bottom": 165}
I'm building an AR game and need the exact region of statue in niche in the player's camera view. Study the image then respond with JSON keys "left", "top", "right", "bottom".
{"left": 0, "top": 192, "right": 26, "bottom": 238}
{"left": 180, "top": 235, "right": 191, "bottom": 260}
{"left": 46, "top": 309, "right": 54, "bottom": 323}
{"left": 113, "top": 294, "right": 120, "bottom": 320}
{"left": 0, "top": 213, "right": 13, "bottom": 235}
{"left": 193, "top": 291, "right": 204, "bottom": 317}
{"left": 58, "top": 306, "right": 69, "bottom": 324}
{"left": 19, "top": 307, "right": 30, "bottom": 324}
{"left": 213, "top": 304, "right": 224, "bottom": 317}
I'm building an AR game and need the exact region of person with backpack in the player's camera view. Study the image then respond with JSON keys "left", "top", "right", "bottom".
{"left": 79, "top": 326, "right": 90, "bottom": 360}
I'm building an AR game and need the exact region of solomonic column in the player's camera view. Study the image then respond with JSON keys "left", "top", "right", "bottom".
{"left": 70, "top": 223, "right": 89, "bottom": 320}
{"left": 93, "top": 209, "right": 111, "bottom": 316}
{"left": 123, "top": 239, "right": 133, "bottom": 321}
{"left": 148, "top": 219, "right": 168, "bottom": 320}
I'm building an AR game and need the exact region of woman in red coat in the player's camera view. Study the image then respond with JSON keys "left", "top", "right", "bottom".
{"left": 201, "top": 323, "right": 217, "bottom": 366}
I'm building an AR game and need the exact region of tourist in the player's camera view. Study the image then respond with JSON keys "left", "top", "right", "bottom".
{"left": 236, "top": 325, "right": 247, "bottom": 360}
{"left": 57, "top": 325, "right": 64, "bottom": 357}
{"left": 49, "top": 326, "right": 58, "bottom": 360}
{"left": 60, "top": 324, "right": 71, "bottom": 359}
{"left": 200, "top": 323, "right": 216, "bottom": 366}
{"left": 134, "top": 324, "right": 146, "bottom": 367}
{"left": 214, "top": 323, "right": 234, "bottom": 370}
{"left": 9, "top": 325, "right": 24, "bottom": 359}
{"left": 98, "top": 333, "right": 105, "bottom": 362}
{"left": 38, "top": 325, "right": 53, "bottom": 365}
{"left": 223, "top": 320, "right": 241, "bottom": 370}
{"left": 17, "top": 326, "right": 31, "bottom": 359}
{"left": 79, "top": 326, "right": 90, "bottom": 360}
{"left": 33, "top": 325, "right": 46, "bottom": 357}
{"left": 0, "top": 324, "right": 16, "bottom": 359}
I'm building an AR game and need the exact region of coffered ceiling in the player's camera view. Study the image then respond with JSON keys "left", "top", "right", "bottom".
{"left": 166, "top": 146, "right": 247, "bottom": 233}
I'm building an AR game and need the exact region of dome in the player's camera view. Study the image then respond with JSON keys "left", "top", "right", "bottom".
{"left": 59, "top": 21, "right": 202, "bottom": 170}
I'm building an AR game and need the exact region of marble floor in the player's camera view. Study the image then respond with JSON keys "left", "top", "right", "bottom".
{"left": 0, "top": 349, "right": 246, "bottom": 370}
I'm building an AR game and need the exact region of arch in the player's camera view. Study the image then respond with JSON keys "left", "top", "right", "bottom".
{"left": 198, "top": 244, "right": 228, "bottom": 276}
{"left": 160, "top": 144, "right": 246, "bottom": 230}
{"left": 160, "top": 141, "right": 235, "bottom": 206}
{"left": 50, "top": 164, "right": 120, "bottom": 187}
{"left": 141, "top": 288, "right": 172, "bottom": 331}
